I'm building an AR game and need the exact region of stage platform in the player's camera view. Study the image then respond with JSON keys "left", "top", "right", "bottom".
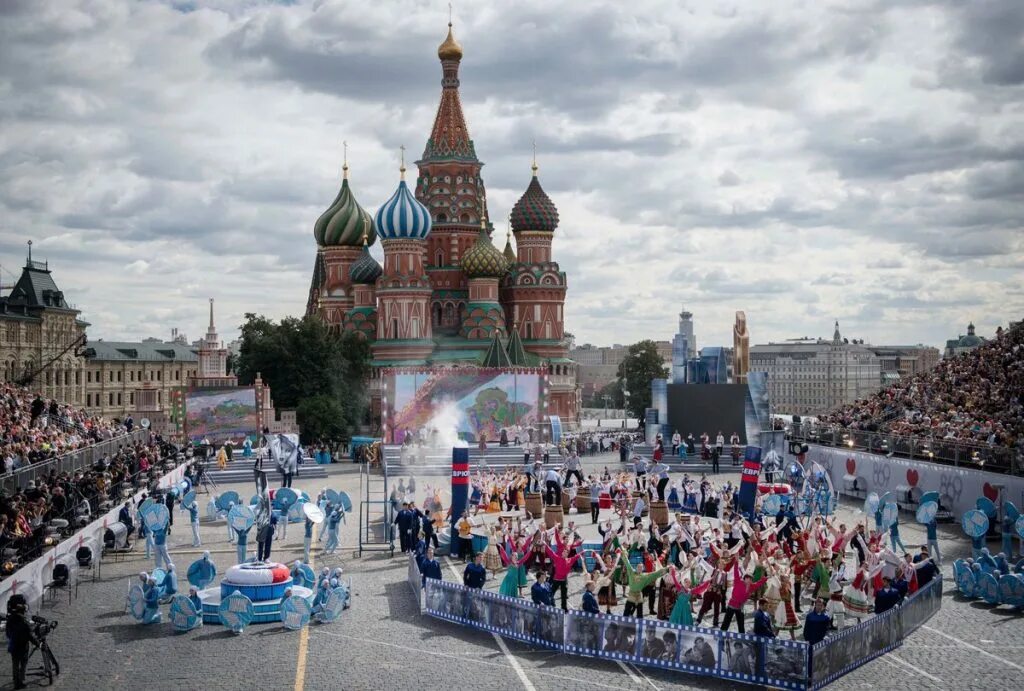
{"left": 198, "top": 584, "right": 315, "bottom": 625}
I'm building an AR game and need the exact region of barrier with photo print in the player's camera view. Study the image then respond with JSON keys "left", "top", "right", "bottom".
{"left": 809, "top": 576, "right": 942, "bottom": 689}
{"left": 423, "top": 579, "right": 808, "bottom": 689}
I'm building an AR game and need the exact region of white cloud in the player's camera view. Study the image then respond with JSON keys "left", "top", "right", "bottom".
{"left": 0, "top": 0, "right": 1021, "bottom": 351}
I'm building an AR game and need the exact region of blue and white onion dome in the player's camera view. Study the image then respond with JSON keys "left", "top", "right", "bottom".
{"left": 373, "top": 165, "right": 432, "bottom": 240}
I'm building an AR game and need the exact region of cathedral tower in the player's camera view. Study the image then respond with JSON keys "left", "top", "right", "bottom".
{"left": 371, "top": 160, "right": 434, "bottom": 363}
{"left": 414, "top": 21, "right": 487, "bottom": 334}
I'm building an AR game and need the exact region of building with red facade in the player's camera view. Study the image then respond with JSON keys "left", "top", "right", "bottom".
{"left": 306, "top": 22, "right": 578, "bottom": 427}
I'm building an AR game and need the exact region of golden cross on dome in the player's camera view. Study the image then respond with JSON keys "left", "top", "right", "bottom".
{"left": 448, "top": 2, "right": 452, "bottom": 26}
{"left": 342, "top": 140, "right": 349, "bottom": 178}
{"left": 399, "top": 144, "right": 406, "bottom": 178}
{"left": 531, "top": 138, "right": 538, "bottom": 174}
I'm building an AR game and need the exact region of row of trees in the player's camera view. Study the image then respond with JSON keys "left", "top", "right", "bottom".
{"left": 234, "top": 314, "right": 371, "bottom": 445}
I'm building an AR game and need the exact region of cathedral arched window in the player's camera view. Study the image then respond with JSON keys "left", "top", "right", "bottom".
{"left": 460, "top": 213, "right": 470, "bottom": 223}
{"left": 435, "top": 250, "right": 444, "bottom": 266}
{"left": 437, "top": 213, "right": 447, "bottom": 222}
{"left": 443, "top": 303, "right": 455, "bottom": 326}
{"left": 433, "top": 303, "right": 442, "bottom": 326}
{"left": 392, "top": 319, "right": 400, "bottom": 339}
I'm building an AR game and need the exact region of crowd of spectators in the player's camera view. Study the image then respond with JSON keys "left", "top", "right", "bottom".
{"left": 1, "top": 381, "right": 129, "bottom": 474}
{"left": 0, "top": 435, "right": 173, "bottom": 575}
{"left": 821, "top": 322, "right": 1024, "bottom": 452}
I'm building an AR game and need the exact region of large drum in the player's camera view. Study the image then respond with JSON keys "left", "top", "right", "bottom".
{"left": 649, "top": 501, "right": 669, "bottom": 528}
{"left": 104, "top": 521, "right": 130, "bottom": 550}
{"left": 525, "top": 492, "right": 543, "bottom": 518}
{"left": 544, "top": 505, "right": 564, "bottom": 529}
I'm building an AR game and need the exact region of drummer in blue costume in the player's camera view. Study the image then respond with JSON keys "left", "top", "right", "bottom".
{"left": 311, "top": 579, "right": 330, "bottom": 616}
{"left": 164, "top": 563, "right": 179, "bottom": 601}
{"left": 304, "top": 513, "right": 314, "bottom": 563}
{"left": 188, "top": 499, "right": 201, "bottom": 547}
{"left": 142, "top": 576, "right": 162, "bottom": 624}
{"left": 1002, "top": 513, "right": 1016, "bottom": 560}
{"left": 153, "top": 525, "right": 171, "bottom": 570}
{"left": 226, "top": 501, "right": 236, "bottom": 544}
{"left": 188, "top": 586, "right": 202, "bottom": 611}
{"left": 889, "top": 512, "right": 906, "bottom": 552}
{"left": 323, "top": 506, "right": 342, "bottom": 555}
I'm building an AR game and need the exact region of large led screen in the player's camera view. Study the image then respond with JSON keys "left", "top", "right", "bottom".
{"left": 185, "top": 387, "right": 258, "bottom": 444}
{"left": 386, "top": 371, "right": 544, "bottom": 444}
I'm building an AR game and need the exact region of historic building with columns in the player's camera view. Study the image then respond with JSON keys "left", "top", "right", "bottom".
{"left": 306, "top": 21, "right": 579, "bottom": 424}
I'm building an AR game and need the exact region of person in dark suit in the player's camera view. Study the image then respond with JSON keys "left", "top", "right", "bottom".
{"left": 421, "top": 510, "right": 438, "bottom": 549}
{"left": 420, "top": 547, "right": 442, "bottom": 586}
{"left": 5, "top": 595, "right": 37, "bottom": 689}
{"left": 463, "top": 553, "right": 487, "bottom": 589}
{"left": 874, "top": 577, "right": 901, "bottom": 614}
{"left": 581, "top": 580, "right": 600, "bottom": 614}
{"left": 754, "top": 598, "right": 776, "bottom": 638}
{"left": 803, "top": 598, "right": 831, "bottom": 645}
{"left": 531, "top": 571, "right": 554, "bottom": 606}
{"left": 393, "top": 502, "right": 412, "bottom": 553}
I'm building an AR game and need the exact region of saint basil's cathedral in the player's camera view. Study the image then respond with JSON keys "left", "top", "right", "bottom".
{"left": 305, "top": 22, "right": 579, "bottom": 428}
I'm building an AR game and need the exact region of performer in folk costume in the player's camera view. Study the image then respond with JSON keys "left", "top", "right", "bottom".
{"left": 843, "top": 560, "right": 882, "bottom": 622}
{"left": 591, "top": 552, "right": 621, "bottom": 613}
{"left": 483, "top": 526, "right": 502, "bottom": 574}
{"left": 826, "top": 552, "right": 848, "bottom": 629}
{"left": 620, "top": 547, "right": 667, "bottom": 617}
{"left": 665, "top": 564, "right": 712, "bottom": 626}
{"left": 497, "top": 542, "right": 531, "bottom": 597}
{"left": 775, "top": 570, "right": 801, "bottom": 639}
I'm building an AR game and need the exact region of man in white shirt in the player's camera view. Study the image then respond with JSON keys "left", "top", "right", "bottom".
{"left": 715, "top": 432, "right": 725, "bottom": 456}
{"left": 671, "top": 430, "right": 682, "bottom": 456}
{"left": 544, "top": 468, "right": 562, "bottom": 506}
{"left": 563, "top": 454, "right": 583, "bottom": 486}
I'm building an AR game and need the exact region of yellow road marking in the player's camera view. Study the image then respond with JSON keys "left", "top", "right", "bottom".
{"left": 294, "top": 549, "right": 314, "bottom": 691}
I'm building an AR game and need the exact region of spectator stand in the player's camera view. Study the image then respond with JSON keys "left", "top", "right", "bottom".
{"left": 0, "top": 457, "right": 189, "bottom": 613}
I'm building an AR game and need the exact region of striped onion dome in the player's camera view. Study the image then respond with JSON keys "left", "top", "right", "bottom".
{"left": 462, "top": 228, "right": 507, "bottom": 279}
{"left": 313, "top": 172, "right": 375, "bottom": 247}
{"left": 510, "top": 165, "right": 559, "bottom": 233}
{"left": 349, "top": 242, "right": 382, "bottom": 284}
{"left": 374, "top": 175, "right": 432, "bottom": 241}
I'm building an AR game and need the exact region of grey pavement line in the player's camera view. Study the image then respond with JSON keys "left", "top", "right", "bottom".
{"left": 316, "top": 629, "right": 640, "bottom": 691}
{"left": 877, "top": 655, "right": 941, "bottom": 690}
{"left": 885, "top": 651, "right": 944, "bottom": 685}
{"left": 443, "top": 556, "right": 537, "bottom": 691}
{"left": 922, "top": 626, "right": 1024, "bottom": 671}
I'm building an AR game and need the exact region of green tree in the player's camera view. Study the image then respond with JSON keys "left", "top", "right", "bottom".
{"left": 296, "top": 395, "right": 347, "bottom": 445}
{"left": 235, "top": 314, "right": 371, "bottom": 438}
{"left": 617, "top": 340, "right": 669, "bottom": 418}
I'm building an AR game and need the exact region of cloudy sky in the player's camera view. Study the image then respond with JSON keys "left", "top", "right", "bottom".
{"left": 1, "top": 0, "right": 1022, "bottom": 351}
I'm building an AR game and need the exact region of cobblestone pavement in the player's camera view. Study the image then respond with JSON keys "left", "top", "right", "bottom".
{"left": 1, "top": 456, "right": 1021, "bottom": 690}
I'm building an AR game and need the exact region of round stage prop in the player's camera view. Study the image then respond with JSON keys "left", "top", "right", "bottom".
{"left": 976, "top": 496, "right": 997, "bottom": 519}
{"left": 220, "top": 562, "right": 292, "bottom": 601}
{"left": 217, "top": 491, "right": 240, "bottom": 513}
{"left": 762, "top": 494, "right": 783, "bottom": 516}
{"left": 127, "top": 584, "right": 146, "bottom": 622}
{"left": 275, "top": 488, "right": 299, "bottom": 511}
{"left": 315, "top": 586, "right": 349, "bottom": 623}
{"left": 169, "top": 595, "right": 202, "bottom": 632}
{"left": 219, "top": 591, "right": 255, "bottom": 633}
{"left": 303, "top": 503, "right": 325, "bottom": 524}
{"left": 181, "top": 490, "right": 197, "bottom": 511}
{"left": 998, "top": 574, "right": 1024, "bottom": 609}
{"left": 292, "top": 562, "right": 316, "bottom": 589}
{"left": 954, "top": 560, "right": 976, "bottom": 597}
{"left": 1016, "top": 515, "right": 1024, "bottom": 540}
{"left": 337, "top": 491, "right": 353, "bottom": 513}
{"left": 142, "top": 504, "right": 169, "bottom": 533}
{"left": 916, "top": 501, "right": 938, "bottom": 525}
{"left": 978, "top": 572, "right": 1000, "bottom": 605}
{"left": 228, "top": 505, "right": 255, "bottom": 533}
{"left": 880, "top": 502, "right": 898, "bottom": 530}
{"left": 187, "top": 556, "right": 218, "bottom": 589}
{"left": 962, "top": 509, "right": 989, "bottom": 538}
{"left": 281, "top": 595, "right": 312, "bottom": 630}
{"left": 324, "top": 489, "right": 341, "bottom": 506}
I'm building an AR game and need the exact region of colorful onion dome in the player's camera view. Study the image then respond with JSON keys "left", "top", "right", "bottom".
{"left": 313, "top": 165, "right": 375, "bottom": 247}
{"left": 510, "top": 163, "right": 559, "bottom": 233}
{"left": 462, "top": 227, "right": 507, "bottom": 279}
{"left": 437, "top": 22, "right": 463, "bottom": 61}
{"left": 374, "top": 167, "right": 432, "bottom": 241}
{"left": 349, "top": 235, "right": 382, "bottom": 284}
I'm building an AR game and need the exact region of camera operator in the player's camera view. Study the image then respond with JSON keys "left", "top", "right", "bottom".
{"left": 5, "top": 594, "right": 38, "bottom": 689}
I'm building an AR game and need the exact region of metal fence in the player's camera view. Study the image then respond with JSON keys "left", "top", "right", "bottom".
{"left": 809, "top": 575, "right": 943, "bottom": 689}
{"left": 1, "top": 429, "right": 151, "bottom": 492}
{"left": 790, "top": 423, "right": 1022, "bottom": 476}
{"left": 423, "top": 578, "right": 809, "bottom": 690}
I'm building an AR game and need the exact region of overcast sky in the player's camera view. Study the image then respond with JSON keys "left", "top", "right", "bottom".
{"left": 1, "top": 0, "right": 1022, "bottom": 351}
